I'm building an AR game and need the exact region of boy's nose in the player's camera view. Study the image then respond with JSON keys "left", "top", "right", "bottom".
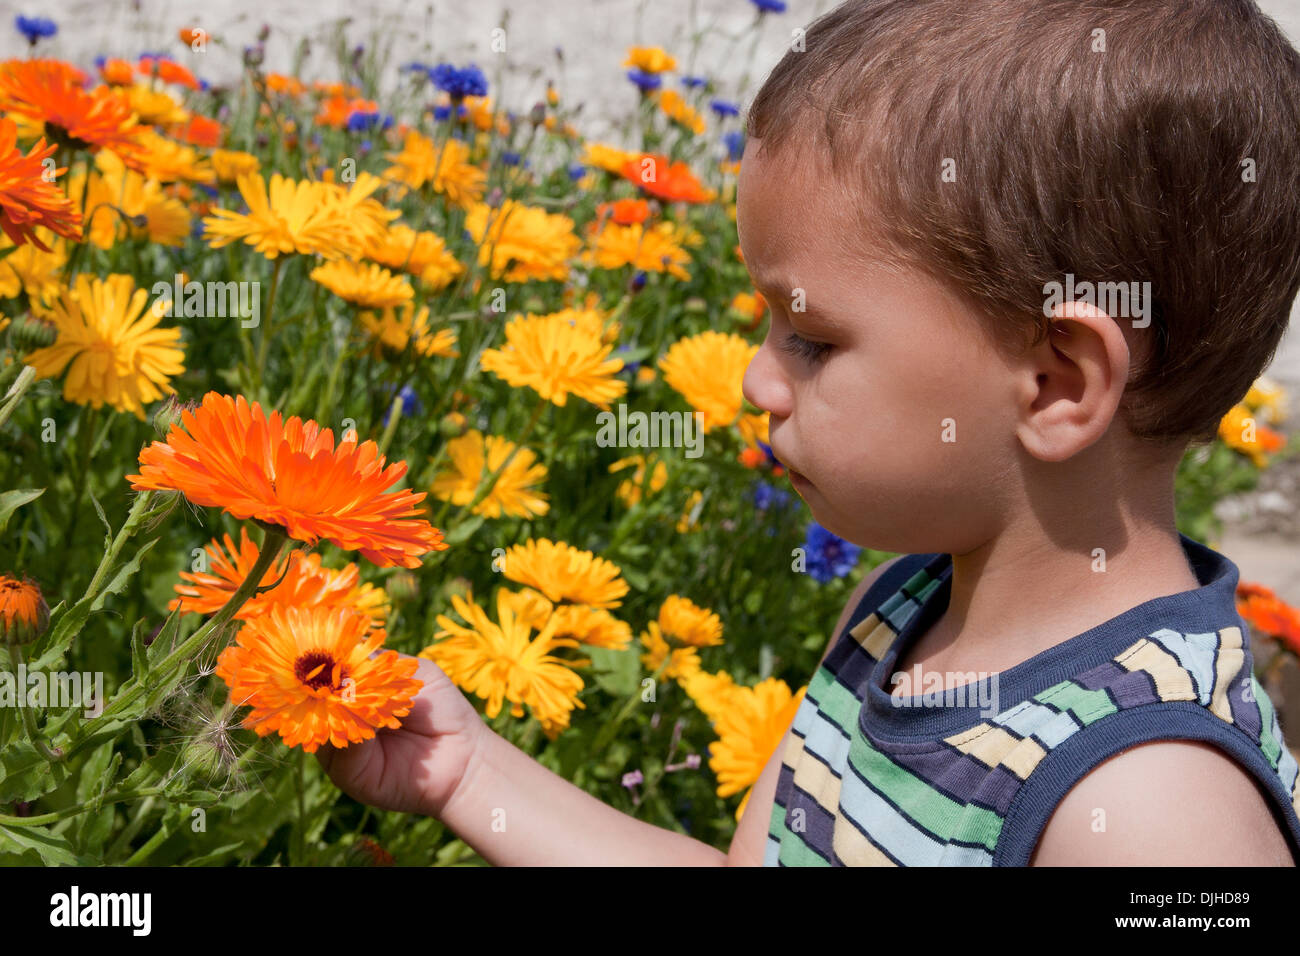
{"left": 742, "top": 344, "right": 793, "bottom": 421}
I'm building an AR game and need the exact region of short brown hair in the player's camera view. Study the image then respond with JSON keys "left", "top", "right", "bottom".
{"left": 744, "top": 0, "right": 1300, "bottom": 448}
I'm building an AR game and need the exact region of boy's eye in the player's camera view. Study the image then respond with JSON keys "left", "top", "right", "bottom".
{"left": 779, "top": 331, "right": 833, "bottom": 364}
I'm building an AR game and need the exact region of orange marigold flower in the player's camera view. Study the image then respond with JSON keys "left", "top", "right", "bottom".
{"left": 0, "top": 117, "right": 81, "bottom": 249}
{"left": 172, "top": 114, "right": 222, "bottom": 148}
{"left": 178, "top": 27, "right": 208, "bottom": 47}
{"left": 0, "top": 58, "right": 140, "bottom": 155}
{"left": 138, "top": 55, "right": 201, "bottom": 91}
{"left": 597, "top": 198, "right": 651, "bottom": 226}
{"left": 620, "top": 154, "right": 716, "bottom": 204}
{"left": 214, "top": 605, "right": 421, "bottom": 753}
{"left": 171, "top": 528, "right": 389, "bottom": 625}
{"left": 126, "top": 392, "right": 448, "bottom": 568}
{"left": 99, "top": 58, "right": 136, "bottom": 86}
{"left": 1237, "top": 581, "right": 1300, "bottom": 655}
{"left": 0, "top": 574, "right": 50, "bottom": 646}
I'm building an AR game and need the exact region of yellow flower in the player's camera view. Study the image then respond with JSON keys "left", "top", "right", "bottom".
{"left": 549, "top": 603, "right": 633, "bottom": 651}
{"left": 657, "top": 594, "right": 723, "bottom": 647}
{"left": 123, "top": 84, "right": 188, "bottom": 125}
{"left": 500, "top": 538, "right": 628, "bottom": 608}
{"left": 26, "top": 273, "right": 184, "bottom": 419}
{"left": 383, "top": 131, "right": 486, "bottom": 208}
{"left": 581, "top": 142, "right": 642, "bottom": 176}
{"left": 656, "top": 88, "right": 705, "bottom": 134}
{"left": 636, "top": 366, "right": 657, "bottom": 385}
{"left": 582, "top": 220, "right": 692, "bottom": 281}
{"left": 659, "top": 331, "right": 759, "bottom": 431}
{"left": 1243, "top": 376, "right": 1288, "bottom": 426}
{"left": 420, "top": 589, "right": 586, "bottom": 739}
{"left": 681, "top": 668, "right": 739, "bottom": 722}
{"left": 364, "top": 223, "right": 463, "bottom": 289}
{"left": 310, "top": 260, "right": 413, "bottom": 309}
{"left": 202, "top": 172, "right": 357, "bottom": 259}
{"left": 609, "top": 454, "right": 668, "bottom": 507}
{"left": 123, "top": 129, "right": 215, "bottom": 184}
{"left": 497, "top": 587, "right": 555, "bottom": 631}
{"left": 358, "top": 302, "right": 458, "bottom": 358}
{"left": 1218, "top": 403, "right": 1285, "bottom": 468}
{"left": 430, "top": 429, "right": 549, "bottom": 519}
{"left": 211, "top": 149, "right": 261, "bottom": 184}
{"left": 463, "top": 199, "right": 582, "bottom": 283}
{"left": 318, "top": 171, "right": 400, "bottom": 252}
{"left": 480, "top": 311, "right": 627, "bottom": 408}
{"left": 639, "top": 622, "right": 702, "bottom": 682}
{"left": 0, "top": 232, "right": 67, "bottom": 304}
{"left": 72, "top": 150, "right": 190, "bottom": 249}
{"left": 708, "top": 679, "right": 806, "bottom": 822}
{"left": 736, "top": 410, "right": 770, "bottom": 449}
{"left": 624, "top": 46, "right": 677, "bottom": 74}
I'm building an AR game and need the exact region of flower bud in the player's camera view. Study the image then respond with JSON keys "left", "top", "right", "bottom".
{"left": 528, "top": 101, "right": 547, "bottom": 126}
{"left": 387, "top": 571, "right": 418, "bottom": 602}
{"left": 7, "top": 312, "right": 57, "bottom": 352}
{"left": 344, "top": 836, "right": 394, "bottom": 866}
{"left": 0, "top": 575, "right": 49, "bottom": 646}
{"left": 439, "top": 411, "right": 467, "bottom": 439}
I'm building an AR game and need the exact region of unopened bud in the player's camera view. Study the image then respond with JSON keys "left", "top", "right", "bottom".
{"left": 387, "top": 571, "right": 418, "bottom": 602}
{"left": 439, "top": 411, "right": 467, "bottom": 439}
{"left": 528, "top": 101, "right": 546, "bottom": 125}
{"left": 8, "top": 312, "right": 57, "bottom": 352}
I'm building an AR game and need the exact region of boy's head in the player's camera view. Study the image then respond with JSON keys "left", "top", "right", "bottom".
{"left": 738, "top": 0, "right": 1300, "bottom": 553}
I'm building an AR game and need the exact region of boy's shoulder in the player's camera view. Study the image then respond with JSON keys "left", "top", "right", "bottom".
{"left": 1031, "top": 737, "right": 1297, "bottom": 866}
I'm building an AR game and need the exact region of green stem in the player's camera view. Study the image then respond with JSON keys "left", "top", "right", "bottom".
{"left": 0, "top": 787, "right": 168, "bottom": 828}
{"left": 254, "top": 256, "right": 286, "bottom": 399}
{"left": 123, "top": 820, "right": 171, "bottom": 866}
{"left": 378, "top": 395, "right": 404, "bottom": 457}
{"left": 0, "top": 366, "right": 37, "bottom": 430}
{"left": 8, "top": 644, "right": 62, "bottom": 761}
{"left": 63, "top": 526, "right": 290, "bottom": 759}
{"left": 294, "top": 747, "right": 305, "bottom": 865}
{"left": 82, "top": 491, "right": 154, "bottom": 604}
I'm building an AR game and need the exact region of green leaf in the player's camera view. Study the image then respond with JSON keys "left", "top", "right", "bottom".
{"left": 29, "top": 595, "right": 94, "bottom": 672}
{"left": 0, "top": 488, "right": 44, "bottom": 534}
{"left": 0, "top": 824, "right": 90, "bottom": 865}
{"left": 621, "top": 564, "right": 649, "bottom": 592}
{"left": 442, "top": 513, "right": 485, "bottom": 546}
{"left": 91, "top": 537, "right": 160, "bottom": 612}
{"left": 0, "top": 740, "right": 69, "bottom": 803}
{"left": 587, "top": 644, "right": 640, "bottom": 697}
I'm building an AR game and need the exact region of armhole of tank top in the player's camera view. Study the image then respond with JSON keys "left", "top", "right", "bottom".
{"left": 825, "top": 553, "right": 937, "bottom": 666}
{"left": 993, "top": 701, "right": 1300, "bottom": 866}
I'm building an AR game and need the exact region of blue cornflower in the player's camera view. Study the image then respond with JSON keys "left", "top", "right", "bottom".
{"left": 15, "top": 15, "right": 57, "bottom": 43}
{"left": 751, "top": 480, "right": 792, "bottom": 513}
{"left": 626, "top": 68, "right": 662, "bottom": 92}
{"left": 802, "top": 522, "right": 862, "bottom": 583}
{"left": 401, "top": 61, "right": 430, "bottom": 75}
{"left": 757, "top": 440, "right": 780, "bottom": 468}
{"left": 566, "top": 163, "right": 587, "bottom": 181}
{"left": 710, "top": 99, "right": 740, "bottom": 118}
{"left": 500, "top": 150, "right": 523, "bottom": 166}
{"left": 346, "top": 110, "right": 393, "bottom": 133}
{"left": 383, "top": 384, "right": 423, "bottom": 425}
{"left": 630, "top": 271, "right": 648, "bottom": 293}
{"left": 429, "top": 62, "right": 488, "bottom": 100}
{"left": 723, "top": 130, "right": 746, "bottom": 162}
{"left": 750, "top": 0, "right": 788, "bottom": 12}
{"left": 680, "top": 75, "right": 708, "bottom": 89}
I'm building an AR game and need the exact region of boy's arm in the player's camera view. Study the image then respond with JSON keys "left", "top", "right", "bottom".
{"left": 437, "top": 725, "right": 728, "bottom": 866}
{"left": 727, "top": 554, "right": 905, "bottom": 865}
{"left": 1030, "top": 739, "right": 1296, "bottom": 865}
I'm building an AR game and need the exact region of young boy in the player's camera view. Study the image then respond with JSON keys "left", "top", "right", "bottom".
{"left": 319, "top": 0, "right": 1300, "bottom": 865}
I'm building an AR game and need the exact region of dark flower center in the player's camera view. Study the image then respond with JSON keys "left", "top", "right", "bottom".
{"left": 294, "top": 651, "right": 342, "bottom": 691}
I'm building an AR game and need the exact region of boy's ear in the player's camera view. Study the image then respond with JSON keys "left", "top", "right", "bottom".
{"left": 1014, "top": 300, "right": 1131, "bottom": 463}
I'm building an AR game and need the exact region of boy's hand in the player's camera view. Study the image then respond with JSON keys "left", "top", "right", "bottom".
{"left": 316, "top": 654, "right": 487, "bottom": 819}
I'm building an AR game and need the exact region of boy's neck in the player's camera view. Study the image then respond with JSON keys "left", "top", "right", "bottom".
{"left": 900, "top": 462, "right": 1202, "bottom": 681}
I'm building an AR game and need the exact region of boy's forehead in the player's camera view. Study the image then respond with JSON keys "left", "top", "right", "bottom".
{"left": 737, "top": 146, "right": 837, "bottom": 288}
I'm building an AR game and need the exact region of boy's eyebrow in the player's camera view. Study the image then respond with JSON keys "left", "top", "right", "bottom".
{"left": 750, "top": 271, "right": 836, "bottom": 322}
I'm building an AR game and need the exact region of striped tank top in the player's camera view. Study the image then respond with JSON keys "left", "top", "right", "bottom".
{"left": 765, "top": 532, "right": 1300, "bottom": 866}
